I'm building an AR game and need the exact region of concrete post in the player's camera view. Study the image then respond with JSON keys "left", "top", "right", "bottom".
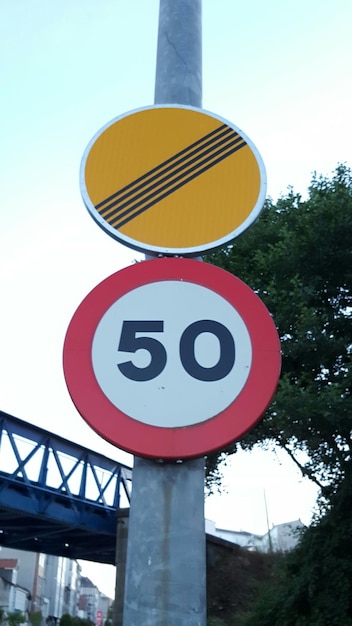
{"left": 122, "top": 1, "right": 206, "bottom": 625}
{"left": 123, "top": 458, "right": 206, "bottom": 625}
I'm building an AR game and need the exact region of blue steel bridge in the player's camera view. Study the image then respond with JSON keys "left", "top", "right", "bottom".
{"left": 0, "top": 410, "right": 132, "bottom": 564}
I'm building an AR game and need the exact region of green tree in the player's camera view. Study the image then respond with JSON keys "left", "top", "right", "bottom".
{"left": 204, "top": 164, "right": 352, "bottom": 625}
{"left": 205, "top": 164, "right": 352, "bottom": 500}
{"left": 240, "top": 472, "right": 352, "bottom": 625}
{"left": 104, "top": 604, "right": 113, "bottom": 626}
{"left": 60, "top": 615, "right": 73, "bottom": 626}
{"left": 28, "top": 612, "right": 42, "bottom": 626}
{"left": 6, "top": 613, "right": 26, "bottom": 626}
{"left": 60, "top": 616, "right": 93, "bottom": 626}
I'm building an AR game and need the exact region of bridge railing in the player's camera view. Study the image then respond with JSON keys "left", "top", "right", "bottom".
{"left": 0, "top": 410, "right": 132, "bottom": 522}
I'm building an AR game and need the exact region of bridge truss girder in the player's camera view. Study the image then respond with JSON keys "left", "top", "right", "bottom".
{"left": 0, "top": 411, "right": 132, "bottom": 564}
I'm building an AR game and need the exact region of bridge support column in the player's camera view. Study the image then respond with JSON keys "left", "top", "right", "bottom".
{"left": 114, "top": 510, "right": 129, "bottom": 626}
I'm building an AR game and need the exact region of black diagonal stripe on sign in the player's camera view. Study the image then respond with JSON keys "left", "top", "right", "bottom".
{"left": 100, "top": 126, "right": 235, "bottom": 219}
{"left": 111, "top": 139, "right": 247, "bottom": 230}
{"left": 95, "top": 123, "right": 230, "bottom": 212}
{"left": 100, "top": 130, "right": 240, "bottom": 221}
{"left": 105, "top": 134, "right": 244, "bottom": 227}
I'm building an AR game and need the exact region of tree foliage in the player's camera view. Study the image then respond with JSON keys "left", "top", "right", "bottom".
{"left": 60, "top": 615, "right": 93, "bottom": 626}
{"left": 205, "top": 164, "right": 352, "bottom": 499}
{"left": 28, "top": 613, "right": 42, "bottom": 626}
{"left": 204, "top": 165, "right": 352, "bottom": 624}
{"left": 241, "top": 472, "right": 352, "bottom": 625}
{"left": 104, "top": 604, "right": 114, "bottom": 626}
{"left": 6, "top": 613, "right": 26, "bottom": 626}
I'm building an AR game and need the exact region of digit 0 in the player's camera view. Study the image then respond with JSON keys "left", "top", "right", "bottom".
{"left": 179, "top": 320, "right": 235, "bottom": 381}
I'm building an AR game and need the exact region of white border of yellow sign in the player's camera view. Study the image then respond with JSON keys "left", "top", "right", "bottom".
{"left": 80, "top": 105, "right": 266, "bottom": 256}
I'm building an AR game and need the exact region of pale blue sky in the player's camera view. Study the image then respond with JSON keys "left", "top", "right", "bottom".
{"left": 1, "top": 0, "right": 351, "bottom": 596}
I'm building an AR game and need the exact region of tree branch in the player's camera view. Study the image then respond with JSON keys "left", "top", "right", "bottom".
{"left": 281, "top": 443, "right": 326, "bottom": 491}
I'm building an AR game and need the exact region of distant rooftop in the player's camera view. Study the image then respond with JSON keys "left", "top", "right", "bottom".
{"left": 80, "top": 576, "right": 96, "bottom": 588}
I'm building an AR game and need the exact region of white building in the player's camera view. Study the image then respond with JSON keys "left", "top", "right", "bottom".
{"left": 206, "top": 518, "right": 305, "bottom": 552}
{"left": 0, "top": 547, "right": 113, "bottom": 624}
{"left": 44, "top": 555, "right": 81, "bottom": 620}
{"left": 0, "top": 549, "right": 45, "bottom": 615}
{"left": 0, "top": 558, "right": 30, "bottom": 617}
{"left": 260, "top": 520, "right": 305, "bottom": 552}
{"left": 0, "top": 548, "right": 81, "bottom": 622}
{"left": 78, "top": 576, "right": 100, "bottom": 623}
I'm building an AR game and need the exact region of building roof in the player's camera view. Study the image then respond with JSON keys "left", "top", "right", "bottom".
{"left": 80, "top": 576, "right": 96, "bottom": 588}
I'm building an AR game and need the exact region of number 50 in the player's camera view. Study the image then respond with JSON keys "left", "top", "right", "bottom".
{"left": 117, "top": 320, "right": 235, "bottom": 382}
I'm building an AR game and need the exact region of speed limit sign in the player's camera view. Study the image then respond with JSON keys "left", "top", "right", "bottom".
{"left": 63, "top": 258, "right": 281, "bottom": 459}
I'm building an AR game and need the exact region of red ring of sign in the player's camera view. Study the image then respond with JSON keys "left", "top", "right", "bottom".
{"left": 63, "top": 258, "right": 281, "bottom": 459}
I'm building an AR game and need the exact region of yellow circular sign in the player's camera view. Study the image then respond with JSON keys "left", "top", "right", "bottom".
{"left": 80, "top": 105, "right": 266, "bottom": 256}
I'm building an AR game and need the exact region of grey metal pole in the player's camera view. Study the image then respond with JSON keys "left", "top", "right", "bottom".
{"left": 122, "top": 1, "right": 206, "bottom": 625}
{"left": 154, "top": 0, "right": 202, "bottom": 107}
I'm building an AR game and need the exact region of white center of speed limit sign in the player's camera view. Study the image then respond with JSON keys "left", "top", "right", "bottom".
{"left": 91, "top": 280, "right": 252, "bottom": 428}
